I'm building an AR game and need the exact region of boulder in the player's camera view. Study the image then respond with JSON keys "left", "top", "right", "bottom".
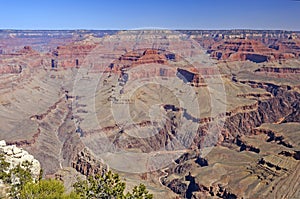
{"left": 0, "top": 140, "right": 6, "bottom": 147}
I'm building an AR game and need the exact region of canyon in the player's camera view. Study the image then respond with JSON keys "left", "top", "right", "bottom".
{"left": 0, "top": 29, "right": 299, "bottom": 198}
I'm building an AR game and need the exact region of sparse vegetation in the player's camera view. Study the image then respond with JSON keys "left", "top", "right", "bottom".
{"left": 73, "top": 170, "right": 153, "bottom": 199}
{"left": 0, "top": 154, "right": 10, "bottom": 184}
{"left": 9, "top": 161, "right": 33, "bottom": 198}
{"left": 1, "top": 156, "right": 152, "bottom": 199}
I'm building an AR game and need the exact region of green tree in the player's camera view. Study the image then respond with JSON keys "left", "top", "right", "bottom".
{"left": 9, "top": 161, "right": 33, "bottom": 198}
{"left": 128, "top": 184, "right": 153, "bottom": 199}
{"left": 1, "top": 153, "right": 81, "bottom": 199}
{"left": 2, "top": 153, "right": 153, "bottom": 199}
{"left": 0, "top": 154, "right": 11, "bottom": 183}
{"left": 73, "top": 171, "right": 153, "bottom": 199}
{"left": 73, "top": 171, "right": 126, "bottom": 199}
{"left": 19, "top": 179, "right": 80, "bottom": 199}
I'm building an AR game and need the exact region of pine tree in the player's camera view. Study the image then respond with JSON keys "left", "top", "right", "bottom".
{"left": 73, "top": 171, "right": 153, "bottom": 199}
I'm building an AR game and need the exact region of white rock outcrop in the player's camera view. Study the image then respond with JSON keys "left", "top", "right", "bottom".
{"left": 0, "top": 140, "right": 41, "bottom": 181}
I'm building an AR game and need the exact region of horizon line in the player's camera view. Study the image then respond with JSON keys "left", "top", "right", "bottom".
{"left": 1, "top": 28, "right": 300, "bottom": 32}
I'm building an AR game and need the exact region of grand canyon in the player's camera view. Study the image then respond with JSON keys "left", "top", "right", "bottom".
{"left": 0, "top": 29, "right": 299, "bottom": 198}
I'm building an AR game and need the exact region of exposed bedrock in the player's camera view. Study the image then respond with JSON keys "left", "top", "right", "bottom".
{"left": 71, "top": 148, "right": 108, "bottom": 176}
{"left": 107, "top": 108, "right": 183, "bottom": 153}
{"left": 163, "top": 81, "right": 300, "bottom": 198}
{"left": 192, "top": 82, "right": 299, "bottom": 149}
{"left": 206, "top": 38, "right": 298, "bottom": 62}
{"left": 92, "top": 81, "right": 299, "bottom": 162}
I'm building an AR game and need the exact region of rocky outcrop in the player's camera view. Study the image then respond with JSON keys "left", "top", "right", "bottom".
{"left": 191, "top": 184, "right": 238, "bottom": 199}
{"left": 133, "top": 49, "right": 168, "bottom": 65}
{"left": 253, "top": 128, "right": 293, "bottom": 148}
{"left": 53, "top": 167, "right": 86, "bottom": 193}
{"left": 208, "top": 39, "right": 273, "bottom": 62}
{"left": 195, "top": 157, "right": 208, "bottom": 167}
{"left": 162, "top": 81, "right": 300, "bottom": 198}
{"left": 176, "top": 68, "right": 206, "bottom": 87}
{"left": 110, "top": 49, "right": 169, "bottom": 73}
{"left": 0, "top": 45, "right": 45, "bottom": 75}
{"left": 235, "top": 135, "right": 260, "bottom": 153}
{"left": 268, "top": 40, "right": 300, "bottom": 58}
{"left": 71, "top": 148, "right": 108, "bottom": 176}
{"left": 164, "top": 178, "right": 188, "bottom": 196}
{"left": 283, "top": 101, "right": 300, "bottom": 123}
{"left": 258, "top": 154, "right": 298, "bottom": 173}
{"left": 279, "top": 151, "right": 300, "bottom": 160}
{"left": 52, "top": 43, "right": 97, "bottom": 68}
{"left": 0, "top": 140, "right": 41, "bottom": 181}
{"left": 220, "top": 82, "right": 299, "bottom": 138}
{"left": 207, "top": 39, "right": 296, "bottom": 62}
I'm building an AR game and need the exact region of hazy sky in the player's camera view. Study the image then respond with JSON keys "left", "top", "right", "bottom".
{"left": 1, "top": 0, "right": 299, "bottom": 30}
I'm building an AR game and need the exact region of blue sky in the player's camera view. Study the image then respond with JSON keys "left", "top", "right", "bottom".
{"left": 0, "top": 0, "right": 299, "bottom": 30}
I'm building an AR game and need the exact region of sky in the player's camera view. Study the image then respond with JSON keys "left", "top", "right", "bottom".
{"left": 0, "top": 0, "right": 299, "bottom": 30}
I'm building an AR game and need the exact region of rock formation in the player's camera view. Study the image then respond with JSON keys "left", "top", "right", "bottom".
{"left": 0, "top": 140, "right": 41, "bottom": 180}
{"left": 207, "top": 39, "right": 296, "bottom": 62}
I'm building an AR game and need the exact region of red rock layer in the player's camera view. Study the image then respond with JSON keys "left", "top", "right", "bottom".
{"left": 52, "top": 44, "right": 97, "bottom": 68}
{"left": 110, "top": 49, "right": 169, "bottom": 73}
{"left": 207, "top": 39, "right": 297, "bottom": 62}
{"left": 0, "top": 46, "right": 44, "bottom": 74}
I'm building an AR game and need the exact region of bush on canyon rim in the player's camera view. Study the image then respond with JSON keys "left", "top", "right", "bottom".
{"left": 0, "top": 156, "right": 78, "bottom": 199}
{"left": 73, "top": 170, "right": 153, "bottom": 199}
{"left": 19, "top": 179, "right": 79, "bottom": 199}
{"left": 0, "top": 154, "right": 11, "bottom": 183}
{"left": 1, "top": 156, "right": 152, "bottom": 199}
{"left": 9, "top": 161, "right": 34, "bottom": 198}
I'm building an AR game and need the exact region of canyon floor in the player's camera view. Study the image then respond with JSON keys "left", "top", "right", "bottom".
{"left": 0, "top": 30, "right": 299, "bottom": 198}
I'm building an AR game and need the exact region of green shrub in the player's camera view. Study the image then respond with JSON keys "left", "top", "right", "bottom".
{"left": 0, "top": 154, "right": 10, "bottom": 183}
{"left": 73, "top": 171, "right": 153, "bottom": 199}
{"left": 1, "top": 153, "right": 152, "bottom": 199}
{"left": 19, "top": 179, "right": 79, "bottom": 199}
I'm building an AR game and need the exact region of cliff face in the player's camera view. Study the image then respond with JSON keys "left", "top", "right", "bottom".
{"left": 207, "top": 39, "right": 296, "bottom": 62}
{"left": 160, "top": 68, "right": 300, "bottom": 198}
{"left": 110, "top": 49, "right": 168, "bottom": 72}
{"left": 0, "top": 46, "right": 44, "bottom": 75}
{"left": 52, "top": 43, "right": 97, "bottom": 68}
{"left": 223, "top": 83, "right": 299, "bottom": 136}
{"left": 71, "top": 148, "right": 108, "bottom": 176}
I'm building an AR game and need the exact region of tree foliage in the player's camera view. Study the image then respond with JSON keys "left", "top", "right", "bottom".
{"left": 73, "top": 171, "right": 153, "bottom": 199}
{"left": 129, "top": 184, "right": 153, "bottom": 199}
{"left": 73, "top": 171, "right": 126, "bottom": 199}
{"left": 9, "top": 161, "right": 33, "bottom": 198}
{"left": 0, "top": 157, "right": 78, "bottom": 199}
{"left": 0, "top": 154, "right": 11, "bottom": 183}
{"left": 1, "top": 155, "right": 152, "bottom": 199}
{"left": 19, "top": 179, "right": 79, "bottom": 199}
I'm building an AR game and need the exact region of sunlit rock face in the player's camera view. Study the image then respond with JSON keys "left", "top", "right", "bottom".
{"left": 0, "top": 140, "right": 41, "bottom": 181}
